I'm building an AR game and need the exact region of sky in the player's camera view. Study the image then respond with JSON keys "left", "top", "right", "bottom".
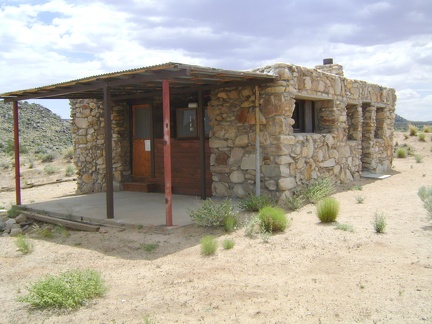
{"left": 0, "top": 0, "right": 431, "bottom": 120}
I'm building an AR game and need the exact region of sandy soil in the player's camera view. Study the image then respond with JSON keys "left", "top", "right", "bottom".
{"left": 1, "top": 131, "right": 431, "bottom": 323}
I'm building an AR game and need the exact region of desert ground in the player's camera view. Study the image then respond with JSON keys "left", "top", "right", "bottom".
{"left": 0, "top": 131, "right": 431, "bottom": 323}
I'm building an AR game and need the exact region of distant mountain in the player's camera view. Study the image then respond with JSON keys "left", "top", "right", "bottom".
{"left": 0, "top": 101, "right": 72, "bottom": 154}
{"left": 394, "top": 113, "right": 431, "bottom": 130}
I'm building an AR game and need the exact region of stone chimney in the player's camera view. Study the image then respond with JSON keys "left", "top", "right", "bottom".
{"left": 315, "top": 58, "right": 344, "bottom": 77}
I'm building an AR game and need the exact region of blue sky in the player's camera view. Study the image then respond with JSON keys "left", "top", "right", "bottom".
{"left": 0, "top": 0, "right": 431, "bottom": 120}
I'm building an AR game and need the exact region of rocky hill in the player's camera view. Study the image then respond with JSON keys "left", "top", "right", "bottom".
{"left": 0, "top": 101, "right": 72, "bottom": 155}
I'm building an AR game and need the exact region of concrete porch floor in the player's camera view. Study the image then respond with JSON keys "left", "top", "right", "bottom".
{"left": 23, "top": 192, "right": 203, "bottom": 228}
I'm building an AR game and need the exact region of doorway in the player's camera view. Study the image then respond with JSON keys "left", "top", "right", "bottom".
{"left": 132, "top": 104, "right": 152, "bottom": 177}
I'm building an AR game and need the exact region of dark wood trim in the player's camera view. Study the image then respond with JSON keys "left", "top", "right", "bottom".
{"left": 197, "top": 90, "right": 206, "bottom": 199}
{"left": 13, "top": 101, "right": 21, "bottom": 205}
{"left": 103, "top": 84, "right": 114, "bottom": 219}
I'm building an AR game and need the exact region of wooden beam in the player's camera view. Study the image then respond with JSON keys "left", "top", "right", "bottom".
{"left": 197, "top": 90, "right": 206, "bottom": 200}
{"left": 3, "top": 70, "right": 190, "bottom": 102}
{"left": 162, "top": 79, "right": 173, "bottom": 226}
{"left": 23, "top": 212, "right": 100, "bottom": 232}
{"left": 103, "top": 84, "right": 114, "bottom": 219}
{"left": 13, "top": 101, "right": 21, "bottom": 205}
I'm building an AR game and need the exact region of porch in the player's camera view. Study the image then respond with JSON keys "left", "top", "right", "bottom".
{"left": 22, "top": 192, "right": 202, "bottom": 228}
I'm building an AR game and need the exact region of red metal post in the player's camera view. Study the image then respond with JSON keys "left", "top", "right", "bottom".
{"left": 13, "top": 101, "right": 21, "bottom": 205}
{"left": 162, "top": 80, "right": 173, "bottom": 226}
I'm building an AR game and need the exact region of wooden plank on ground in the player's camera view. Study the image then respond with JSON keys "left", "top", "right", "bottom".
{"left": 23, "top": 212, "right": 100, "bottom": 232}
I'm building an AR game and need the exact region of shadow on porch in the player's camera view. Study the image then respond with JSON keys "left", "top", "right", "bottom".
{"left": 22, "top": 192, "right": 203, "bottom": 229}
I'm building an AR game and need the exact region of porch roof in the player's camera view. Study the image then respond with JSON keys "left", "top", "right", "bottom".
{"left": 0, "top": 62, "right": 276, "bottom": 102}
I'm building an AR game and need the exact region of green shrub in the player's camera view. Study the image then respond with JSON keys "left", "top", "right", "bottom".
{"left": 222, "top": 238, "right": 235, "bottom": 250}
{"left": 40, "top": 152, "right": 56, "bottom": 163}
{"left": 408, "top": 123, "right": 418, "bottom": 136}
{"left": 140, "top": 243, "right": 159, "bottom": 252}
{"left": 373, "top": 212, "right": 387, "bottom": 233}
{"left": 44, "top": 165, "right": 59, "bottom": 175}
{"left": 350, "top": 185, "right": 363, "bottom": 191}
{"left": 200, "top": 236, "right": 217, "bottom": 256}
{"left": 355, "top": 195, "right": 365, "bottom": 204}
{"left": 423, "top": 125, "right": 431, "bottom": 133}
{"left": 238, "top": 194, "right": 275, "bottom": 212}
{"left": 258, "top": 206, "right": 288, "bottom": 233}
{"left": 305, "top": 177, "right": 336, "bottom": 203}
{"left": 418, "top": 133, "right": 426, "bottom": 142}
{"left": 244, "top": 214, "right": 261, "bottom": 238}
{"left": 316, "top": 197, "right": 340, "bottom": 223}
{"left": 284, "top": 192, "right": 305, "bottom": 211}
{"left": 188, "top": 198, "right": 237, "bottom": 227}
{"left": 395, "top": 147, "right": 407, "bottom": 158}
{"left": 415, "top": 154, "right": 423, "bottom": 163}
{"left": 223, "top": 213, "right": 238, "bottom": 233}
{"left": 65, "top": 164, "right": 75, "bottom": 177}
{"left": 335, "top": 223, "right": 354, "bottom": 232}
{"left": 418, "top": 186, "right": 432, "bottom": 202}
{"left": 63, "top": 147, "right": 74, "bottom": 159}
{"left": 418, "top": 186, "right": 432, "bottom": 220}
{"left": 18, "top": 269, "right": 107, "bottom": 308}
{"left": 15, "top": 235, "right": 33, "bottom": 254}
{"left": 7, "top": 205, "right": 21, "bottom": 218}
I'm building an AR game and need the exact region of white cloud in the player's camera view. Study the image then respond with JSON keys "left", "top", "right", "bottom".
{"left": 0, "top": 0, "right": 431, "bottom": 121}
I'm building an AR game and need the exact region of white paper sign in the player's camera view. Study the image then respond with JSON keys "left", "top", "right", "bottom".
{"left": 145, "top": 140, "right": 151, "bottom": 151}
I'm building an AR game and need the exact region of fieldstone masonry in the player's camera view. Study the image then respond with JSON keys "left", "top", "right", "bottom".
{"left": 69, "top": 62, "right": 396, "bottom": 201}
{"left": 70, "top": 99, "right": 130, "bottom": 194}
{"left": 208, "top": 63, "right": 396, "bottom": 202}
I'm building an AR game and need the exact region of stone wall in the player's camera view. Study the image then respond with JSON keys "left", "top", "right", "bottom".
{"left": 70, "top": 99, "right": 130, "bottom": 194}
{"left": 208, "top": 63, "right": 396, "bottom": 201}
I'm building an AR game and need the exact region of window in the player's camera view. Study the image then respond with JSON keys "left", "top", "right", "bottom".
{"left": 293, "top": 99, "right": 315, "bottom": 133}
{"left": 176, "top": 108, "right": 197, "bottom": 137}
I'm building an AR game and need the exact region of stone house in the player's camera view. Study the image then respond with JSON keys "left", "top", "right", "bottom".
{"left": 68, "top": 60, "right": 396, "bottom": 203}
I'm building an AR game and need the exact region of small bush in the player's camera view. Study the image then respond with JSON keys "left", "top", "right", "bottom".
{"left": 395, "top": 147, "right": 407, "bottom": 158}
{"left": 200, "top": 236, "right": 217, "bottom": 256}
{"left": 33, "top": 224, "right": 54, "bottom": 238}
{"left": 40, "top": 152, "right": 56, "bottom": 163}
{"left": 140, "top": 243, "right": 159, "bottom": 252}
{"left": 18, "top": 269, "right": 107, "bottom": 308}
{"left": 44, "top": 165, "right": 59, "bottom": 175}
{"left": 15, "top": 235, "right": 33, "bottom": 254}
{"left": 305, "top": 177, "right": 336, "bottom": 203}
{"left": 408, "top": 123, "right": 418, "bottom": 136}
{"left": 258, "top": 206, "right": 288, "bottom": 233}
{"left": 316, "top": 197, "right": 340, "bottom": 223}
{"left": 418, "top": 186, "right": 432, "bottom": 220}
{"left": 350, "top": 185, "right": 363, "bottom": 191}
{"left": 415, "top": 154, "right": 423, "bottom": 163}
{"left": 188, "top": 198, "right": 237, "bottom": 227}
{"left": 0, "top": 159, "right": 11, "bottom": 170}
{"left": 63, "top": 147, "right": 74, "bottom": 159}
{"left": 244, "top": 214, "right": 261, "bottom": 238}
{"left": 355, "top": 195, "right": 365, "bottom": 204}
{"left": 238, "top": 194, "right": 275, "bottom": 212}
{"left": 222, "top": 238, "right": 235, "bottom": 250}
{"left": 284, "top": 192, "right": 305, "bottom": 211}
{"left": 423, "top": 125, "right": 431, "bottom": 133}
{"left": 418, "top": 186, "right": 432, "bottom": 202}
{"left": 65, "top": 164, "right": 75, "bottom": 177}
{"left": 373, "top": 212, "right": 387, "bottom": 233}
{"left": 335, "top": 223, "right": 354, "bottom": 232}
{"left": 418, "top": 133, "right": 426, "bottom": 142}
{"left": 7, "top": 205, "right": 21, "bottom": 218}
{"left": 223, "top": 213, "right": 238, "bottom": 233}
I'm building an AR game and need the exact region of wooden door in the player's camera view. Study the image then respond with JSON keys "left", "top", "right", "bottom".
{"left": 132, "top": 105, "right": 152, "bottom": 177}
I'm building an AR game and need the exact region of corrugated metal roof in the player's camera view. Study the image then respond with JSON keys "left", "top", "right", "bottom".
{"left": 0, "top": 62, "right": 276, "bottom": 102}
